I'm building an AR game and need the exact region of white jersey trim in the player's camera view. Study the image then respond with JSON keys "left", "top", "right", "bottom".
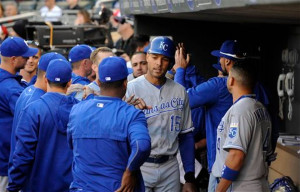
{"left": 180, "top": 127, "right": 194, "bottom": 134}
{"left": 223, "top": 144, "right": 246, "bottom": 154}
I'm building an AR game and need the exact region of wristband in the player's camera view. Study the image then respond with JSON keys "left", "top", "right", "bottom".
{"left": 221, "top": 165, "right": 239, "bottom": 181}
{"left": 184, "top": 172, "right": 196, "bottom": 183}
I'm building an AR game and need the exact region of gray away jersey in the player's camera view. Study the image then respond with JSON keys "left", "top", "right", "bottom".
{"left": 126, "top": 75, "right": 194, "bottom": 156}
{"left": 212, "top": 96, "right": 272, "bottom": 181}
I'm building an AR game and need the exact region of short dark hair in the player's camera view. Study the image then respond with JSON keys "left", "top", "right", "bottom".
{"left": 131, "top": 51, "right": 146, "bottom": 59}
{"left": 231, "top": 59, "right": 257, "bottom": 90}
{"left": 133, "top": 35, "right": 150, "bottom": 47}
{"left": 98, "top": 78, "right": 126, "bottom": 89}
{"left": 48, "top": 80, "right": 69, "bottom": 88}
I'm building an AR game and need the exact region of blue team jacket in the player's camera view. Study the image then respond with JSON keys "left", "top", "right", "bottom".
{"left": 174, "top": 66, "right": 206, "bottom": 137}
{"left": 71, "top": 73, "right": 90, "bottom": 85}
{"left": 7, "top": 92, "right": 78, "bottom": 192}
{"left": 68, "top": 96, "right": 151, "bottom": 192}
{"left": 9, "top": 85, "right": 46, "bottom": 169}
{"left": 0, "top": 69, "right": 25, "bottom": 176}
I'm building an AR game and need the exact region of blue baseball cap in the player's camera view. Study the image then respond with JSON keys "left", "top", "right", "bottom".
{"left": 68, "top": 44, "right": 93, "bottom": 63}
{"left": 212, "top": 63, "right": 223, "bottom": 72}
{"left": 46, "top": 59, "right": 72, "bottom": 83}
{"left": 0, "top": 36, "right": 38, "bottom": 57}
{"left": 211, "top": 40, "right": 244, "bottom": 61}
{"left": 99, "top": 56, "right": 128, "bottom": 82}
{"left": 38, "top": 52, "right": 67, "bottom": 71}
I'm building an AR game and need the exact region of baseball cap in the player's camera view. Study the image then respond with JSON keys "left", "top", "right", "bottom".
{"left": 38, "top": 52, "right": 67, "bottom": 71}
{"left": 46, "top": 59, "right": 72, "bottom": 83}
{"left": 68, "top": 44, "right": 93, "bottom": 63}
{"left": 211, "top": 40, "right": 244, "bottom": 61}
{"left": 212, "top": 63, "right": 223, "bottom": 72}
{"left": 0, "top": 36, "right": 38, "bottom": 57}
{"left": 99, "top": 56, "right": 128, "bottom": 82}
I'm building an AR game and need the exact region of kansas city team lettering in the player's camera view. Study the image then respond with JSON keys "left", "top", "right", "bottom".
{"left": 143, "top": 98, "right": 184, "bottom": 118}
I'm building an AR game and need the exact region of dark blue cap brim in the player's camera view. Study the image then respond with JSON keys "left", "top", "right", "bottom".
{"left": 21, "top": 47, "right": 39, "bottom": 57}
{"left": 211, "top": 50, "right": 221, "bottom": 57}
{"left": 212, "top": 64, "right": 223, "bottom": 72}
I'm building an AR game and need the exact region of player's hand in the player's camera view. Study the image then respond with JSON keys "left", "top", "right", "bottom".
{"left": 135, "top": 98, "right": 152, "bottom": 110}
{"left": 82, "top": 86, "right": 96, "bottom": 99}
{"left": 125, "top": 95, "right": 140, "bottom": 105}
{"left": 182, "top": 182, "right": 197, "bottom": 192}
{"left": 66, "top": 84, "right": 84, "bottom": 95}
{"left": 174, "top": 43, "right": 190, "bottom": 71}
{"left": 115, "top": 169, "right": 137, "bottom": 192}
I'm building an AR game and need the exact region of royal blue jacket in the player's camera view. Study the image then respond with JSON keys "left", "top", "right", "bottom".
{"left": 68, "top": 96, "right": 151, "bottom": 192}
{"left": 0, "top": 69, "right": 25, "bottom": 176}
{"left": 9, "top": 85, "right": 46, "bottom": 169}
{"left": 7, "top": 92, "right": 78, "bottom": 192}
{"left": 174, "top": 66, "right": 206, "bottom": 137}
{"left": 71, "top": 73, "right": 90, "bottom": 85}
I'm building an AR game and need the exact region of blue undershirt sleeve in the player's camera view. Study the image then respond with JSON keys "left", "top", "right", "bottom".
{"left": 174, "top": 67, "right": 188, "bottom": 89}
{"left": 179, "top": 131, "right": 195, "bottom": 173}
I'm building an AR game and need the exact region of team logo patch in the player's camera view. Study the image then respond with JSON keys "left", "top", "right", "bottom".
{"left": 228, "top": 127, "right": 238, "bottom": 138}
{"left": 97, "top": 103, "right": 104, "bottom": 108}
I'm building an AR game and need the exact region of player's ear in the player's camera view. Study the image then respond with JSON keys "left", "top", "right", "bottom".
{"left": 66, "top": 80, "right": 72, "bottom": 89}
{"left": 123, "top": 79, "right": 128, "bottom": 89}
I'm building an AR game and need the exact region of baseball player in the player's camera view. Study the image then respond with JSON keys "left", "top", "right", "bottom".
{"left": 87, "top": 47, "right": 114, "bottom": 94}
{"left": 127, "top": 51, "right": 148, "bottom": 81}
{"left": 212, "top": 60, "right": 272, "bottom": 192}
{"left": 126, "top": 36, "right": 196, "bottom": 192}
{"left": 174, "top": 40, "right": 273, "bottom": 191}
{"left": 9, "top": 52, "right": 67, "bottom": 169}
{"left": 68, "top": 44, "right": 93, "bottom": 85}
{"left": 19, "top": 42, "right": 42, "bottom": 85}
{"left": 7, "top": 59, "right": 78, "bottom": 192}
{"left": 0, "top": 36, "right": 38, "bottom": 191}
{"left": 67, "top": 56, "right": 151, "bottom": 192}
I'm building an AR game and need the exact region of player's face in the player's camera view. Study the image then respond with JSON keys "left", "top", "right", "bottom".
{"left": 24, "top": 50, "right": 41, "bottom": 73}
{"left": 84, "top": 59, "right": 93, "bottom": 77}
{"left": 131, "top": 53, "right": 147, "bottom": 78}
{"left": 146, "top": 53, "right": 170, "bottom": 79}
{"left": 13, "top": 56, "right": 28, "bottom": 71}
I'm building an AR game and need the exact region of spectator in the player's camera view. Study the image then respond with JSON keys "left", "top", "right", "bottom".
{"left": 113, "top": 16, "right": 135, "bottom": 61}
{"left": 40, "top": 0, "right": 62, "bottom": 22}
{"left": 0, "top": 25, "right": 9, "bottom": 43}
{"left": 0, "top": 3, "right": 4, "bottom": 18}
{"left": 74, "top": 9, "right": 92, "bottom": 25}
{"left": 10, "top": 20, "right": 28, "bottom": 39}
{"left": 66, "top": 0, "right": 81, "bottom": 10}
{"left": 4, "top": 2, "right": 18, "bottom": 17}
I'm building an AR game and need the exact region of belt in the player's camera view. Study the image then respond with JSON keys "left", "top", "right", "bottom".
{"left": 146, "top": 154, "right": 175, "bottom": 164}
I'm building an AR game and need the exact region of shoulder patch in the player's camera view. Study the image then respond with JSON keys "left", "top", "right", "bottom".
{"left": 228, "top": 127, "right": 238, "bottom": 138}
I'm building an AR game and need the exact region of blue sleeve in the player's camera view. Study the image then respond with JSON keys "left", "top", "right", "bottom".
{"left": 127, "top": 111, "right": 151, "bottom": 171}
{"left": 8, "top": 88, "right": 23, "bottom": 114}
{"left": 174, "top": 68, "right": 188, "bottom": 89}
{"left": 8, "top": 109, "right": 38, "bottom": 191}
{"left": 179, "top": 131, "right": 195, "bottom": 173}
{"left": 187, "top": 78, "right": 219, "bottom": 109}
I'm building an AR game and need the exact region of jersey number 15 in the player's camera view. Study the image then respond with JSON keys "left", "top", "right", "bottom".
{"left": 170, "top": 115, "right": 181, "bottom": 132}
